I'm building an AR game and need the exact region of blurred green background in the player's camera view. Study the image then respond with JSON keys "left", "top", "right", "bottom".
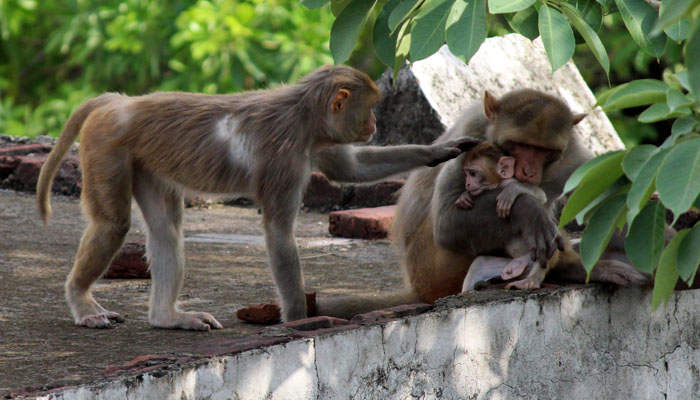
{"left": 0, "top": 0, "right": 675, "bottom": 145}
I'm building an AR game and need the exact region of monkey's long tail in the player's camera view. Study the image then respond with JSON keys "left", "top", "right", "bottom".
{"left": 36, "top": 93, "right": 118, "bottom": 223}
{"left": 315, "top": 290, "right": 423, "bottom": 319}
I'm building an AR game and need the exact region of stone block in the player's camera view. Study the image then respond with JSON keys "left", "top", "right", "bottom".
{"left": 328, "top": 205, "right": 395, "bottom": 239}
{"left": 104, "top": 242, "right": 150, "bottom": 279}
{"left": 0, "top": 143, "right": 53, "bottom": 156}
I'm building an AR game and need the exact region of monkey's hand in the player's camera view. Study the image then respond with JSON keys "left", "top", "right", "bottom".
{"left": 511, "top": 195, "right": 563, "bottom": 266}
{"left": 454, "top": 192, "right": 474, "bottom": 209}
{"left": 496, "top": 183, "right": 520, "bottom": 218}
{"left": 426, "top": 137, "right": 482, "bottom": 167}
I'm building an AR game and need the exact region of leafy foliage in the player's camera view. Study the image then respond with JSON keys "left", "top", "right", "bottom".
{"left": 309, "top": 0, "right": 700, "bottom": 308}
{"left": 0, "top": 0, "right": 334, "bottom": 137}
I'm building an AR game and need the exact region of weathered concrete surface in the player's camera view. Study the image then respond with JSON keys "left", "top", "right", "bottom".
{"left": 22, "top": 286, "right": 699, "bottom": 400}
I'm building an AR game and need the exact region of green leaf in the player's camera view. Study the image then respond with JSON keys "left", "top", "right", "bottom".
{"left": 666, "top": 88, "right": 694, "bottom": 111}
{"left": 664, "top": 17, "right": 690, "bottom": 43}
{"left": 622, "top": 144, "right": 658, "bottom": 181}
{"left": 332, "top": 0, "right": 353, "bottom": 15}
{"left": 624, "top": 201, "right": 666, "bottom": 274}
{"left": 580, "top": 193, "right": 628, "bottom": 277}
{"left": 576, "top": 178, "right": 630, "bottom": 225}
{"left": 601, "top": 79, "right": 669, "bottom": 111}
{"left": 505, "top": 7, "right": 539, "bottom": 40}
{"left": 678, "top": 224, "right": 700, "bottom": 284}
{"left": 638, "top": 103, "right": 673, "bottom": 123}
{"left": 564, "top": 151, "right": 624, "bottom": 194}
{"left": 626, "top": 148, "right": 670, "bottom": 225}
{"left": 409, "top": 0, "right": 452, "bottom": 61}
{"left": 446, "top": 0, "right": 487, "bottom": 63}
{"left": 652, "top": 229, "right": 687, "bottom": 310}
{"left": 393, "top": 16, "right": 413, "bottom": 74}
{"left": 560, "top": 3, "right": 609, "bottom": 76}
{"left": 488, "top": 0, "right": 536, "bottom": 14}
{"left": 614, "top": 0, "right": 666, "bottom": 57}
{"left": 686, "top": 20, "right": 700, "bottom": 99}
{"left": 330, "top": 0, "right": 376, "bottom": 64}
{"left": 559, "top": 151, "right": 625, "bottom": 229}
{"left": 666, "top": 116, "right": 698, "bottom": 145}
{"left": 374, "top": 0, "right": 401, "bottom": 67}
{"left": 651, "top": 0, "right": 692, "bottom": 36}
{"left": 538, "top": 4, "right": 575, "bottom": 72}
{"left": 568, "top": 0, "right": 604, "bottom": 44}
{"left": 675, "top": 70, "right": 691, "bottom": 92}
{"left": 656, "top": 138, "right": 700, "bottom": 223}
{"left": 388, "top": 0, "right": 420, "bottom": 32}
{"left": 301, "top": 0, "right": 330, "bottom": 9}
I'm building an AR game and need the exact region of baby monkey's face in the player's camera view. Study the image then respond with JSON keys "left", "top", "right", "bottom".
{"left": 463, "top": 155, "right": 516, "bottom": 196}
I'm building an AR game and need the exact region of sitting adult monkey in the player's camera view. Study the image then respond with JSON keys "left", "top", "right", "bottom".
{"left": 315, "top": 89, "right": 649, "bottom": 318}
{"left": 36, "top": 65, "right": 478, "bottom": 330}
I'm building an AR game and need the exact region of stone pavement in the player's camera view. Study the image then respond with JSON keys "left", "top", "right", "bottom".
{"left": 0, "top": 189, "right": 404, "bottom": 397}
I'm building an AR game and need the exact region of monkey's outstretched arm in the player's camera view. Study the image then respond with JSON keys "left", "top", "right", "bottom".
{"left": 315, "top": 137, "right": 480, "bottom": 183}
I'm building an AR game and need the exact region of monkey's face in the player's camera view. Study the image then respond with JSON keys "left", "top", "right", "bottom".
{"left": 327, "top": 90, "right": 379, "bottom": 144}
{"left": 464, "top": 159, "right": 500, "bottom": 195}
{"left": 500, "top": 142, "right": 561, "bottom": 185}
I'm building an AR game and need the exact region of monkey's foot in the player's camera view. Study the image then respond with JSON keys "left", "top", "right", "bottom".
{"left": 150, "top": 311, "right": 223, "bottom": 331}
{"left": 505, "top": 277, "right": 543, "bottom": 290}
{"left": 501, "top": 256, "right": 531, "bottom": 280}
{"left": 77, "top": 312, "right": 125, "bottom": 329}
{"left": 591, "top": 259, "right": 651, "bottom": 286}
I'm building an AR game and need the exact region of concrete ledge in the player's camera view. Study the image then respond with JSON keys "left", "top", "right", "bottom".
{"left": 26, "top": 286, "right": 699, "bottom": 399}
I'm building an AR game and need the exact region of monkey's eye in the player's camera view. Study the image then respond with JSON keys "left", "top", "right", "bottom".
{"left": 468, "top": 170, "right": 476, "bottom": 177}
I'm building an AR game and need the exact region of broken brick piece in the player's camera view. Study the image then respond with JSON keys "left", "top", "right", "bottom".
{"left": 328, "top": 205, "right": 395, "bottom": 239}
{"left": 104, "top": 242, "right": 150, "bottom": 279}
{"left": 237, "top": 292, "right": 317, "bottom": 325}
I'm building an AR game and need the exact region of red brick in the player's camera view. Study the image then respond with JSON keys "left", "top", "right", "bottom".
{"left": 237, "top": 292, "right": 317, "bottom": 325}
{"left": 104, "top": 242, "right": 150, "bottom": 279}
{"left": 328, "top": 205, "right": 395, "bottom": 239}
{"left": 345, "top": 179, "right": 404, "bottom": 208}
{"left": 303, "top": 172, "right": 343, "bottom": 208}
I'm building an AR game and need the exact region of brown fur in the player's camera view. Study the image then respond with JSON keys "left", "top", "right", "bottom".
{"left": 37, "top": 65, "right": 473, "bottom": 329}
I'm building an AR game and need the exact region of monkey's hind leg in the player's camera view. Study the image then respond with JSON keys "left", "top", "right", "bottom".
{"left": 65, "top": 153, "right": 131, "bottom": 328}
{"left": 134, "top": 172, "right": 222, "bottom": 331}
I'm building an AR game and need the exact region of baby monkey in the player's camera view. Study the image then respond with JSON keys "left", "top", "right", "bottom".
{"left": 457, "top": 142, "right": 560, "bottom": 289}
{"left": 455, "top": 142, "right": 546, "bottom": 219}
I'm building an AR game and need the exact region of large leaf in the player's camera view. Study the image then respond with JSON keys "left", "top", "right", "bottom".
{"left": 624, "top": 201, "right": 666, "bottom": 274}
{"left": 559, "top": 151, "right": 625, "bottom": 228}
{"left": 576, "top": 178, "right": 630, "bottom": 225}
{"left": 505, "top": 7, "right": 539, "bottom": 40}
{"left": 374, "top": 0, "right": 401, "bottom": 67}
{"left": 580, "top": 193, "right": 628, "bottom": 277}
{"left": 393, "top": 16, "right": 413, "bottom": 74}
{"left": 666, "top": 89, "right": 694, "bottom": 111}
{"left": 651, "top": 0, "right": 692, "bottom": 35}
{"left": 652, "top": 230, "right": 687, "bottom": 310}
{"left": 600, "top": 79, "right": 669, "bottom": 111}
{"left": 560, "top": 2, "right": 609, "bottom": 76}
{"left": 488, "top": 0, "right": 535, "bottom": 14}
{"left": 569, "top": 0, "right": 603, "bottom": 44}
{"left": 686, "top": 20, "right": 700, "bottom": 98}
{"left": 564, "top": 151, "right": 624, "bottom": 194}
{"left": 330, "top": 0, "right": 376, "bottom": 64}
{"left": 677, "top": 223, "right": 700, "bottom": 285}
{"left": 614, "top": 0, "right": 666, "bottom": 57}
{"left": 656, "top": 138, "right": 700, "bottom": 222}
{"left": 388, "top": 0, "right": 420, "bottom": 32}
{"left": 622, "top": 144, "right": 657, "bottom": 181}
{"left": 538, "top": 5, "right": 575, "bottom": 72}
{"left": 446, "top": 0, "right": 487, "bottom": 63}
{"left": 409, "top": 0, "right": 452, "bottom": 61}
{"left": 332, "top": 0, "right": 353, "bottom": 15}
{"left": 662, "top": 116, "right": 698, "bottom": 148}
{"left": 626, "top": 148, "right": 670, "bottom": 225}
{"left": 302, "top": 0, "right": 330, "bottom": 9}
{"left": 637, "top": 102, "right": 690, "bottom": 123}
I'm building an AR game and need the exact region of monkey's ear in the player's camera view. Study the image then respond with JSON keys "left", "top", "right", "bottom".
{"left": 483, "top": 91, "right": 499, "bottom": 121}
{"left": 497, "top": 156, "right": 515, "bottom": 179}
{"left": 330, "top": 89, "right": 351, "bottom": 113}
{"left": 572, "top": 113, "right": 586, "bottom": 125}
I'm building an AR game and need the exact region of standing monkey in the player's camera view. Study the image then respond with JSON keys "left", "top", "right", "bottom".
{"left": 36, "top": 65, "right": 477, "bottom": 330}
